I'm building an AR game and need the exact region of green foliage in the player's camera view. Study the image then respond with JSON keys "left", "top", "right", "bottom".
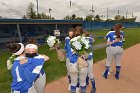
{"left": 64, "top": 15, "right": 71, "bottom": 20}
{"left": 71, "top": 14, "right": 76, "bottom": 20}
{"left": 26, "top": 2, "right": 37, "bottom": 19}
{"left": 24, "top": 2, "right": 54, "bottom": 19}
{"left": 114, "top": 15, "right": 136, "bottom": 22}
{"left": 63, "top": 14, "right": 83, "bottom": 20}
{"left": 85, "top": 15, "right": 93, "bottom": 21}
{"left": 94, "top": 15, "right": 102, "bottom": 22}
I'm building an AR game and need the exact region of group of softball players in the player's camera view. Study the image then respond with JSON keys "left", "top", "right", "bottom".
{"left": 6, "top": 23, "right": 125, "bottom": 93}
{"left": 65, "top": 23, "right": 125, "bottom": 93}
{"left": 65, "top": 27, "right": 96, "bottom": 93}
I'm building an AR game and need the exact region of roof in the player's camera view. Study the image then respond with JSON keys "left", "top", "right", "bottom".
{"left": 0, "top": 19, "right": 84, "bottom": 24}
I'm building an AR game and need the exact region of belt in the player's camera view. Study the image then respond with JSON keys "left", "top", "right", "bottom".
{"left": 108, "top": 45, "right": 122, "bottom": 48}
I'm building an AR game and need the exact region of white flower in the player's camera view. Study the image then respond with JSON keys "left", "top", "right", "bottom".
{"left": 89, "top": 52, "right": 93, "bottom": 55}
{"left": 56, "top": 39, "right": 60, "bottom": 44}
{"left": 70, "top": 36, "right": 81, "bottom": 42}
{"left": 81, "top": 37, "right": 90, "bottom": 49}
{"left": 46, "top": 36, "right": 57, "bottom": 47}
{"left": 72, "top": 41, "right": 82, "bottom": 50}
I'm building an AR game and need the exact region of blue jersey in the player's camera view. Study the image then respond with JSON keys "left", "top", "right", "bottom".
{"left": 65, "top": 36, "right": 95, "bottom": 62}
{"left": 34, "top": 55, "right": 45, "bottom": 75}
{"left": 64, "top": 37, "right": 79, "bottom": 64}
{"left": 105, "top": 31, "right": 124, "bottom": 46}
{"left": 87, "top": 37, "right": 94, "bottom": 60}
{"left": 11, "top": 57, "right": 44, "bottom": 93}
{"left": 64, "top": 37, "right": 71, "bottom": 58}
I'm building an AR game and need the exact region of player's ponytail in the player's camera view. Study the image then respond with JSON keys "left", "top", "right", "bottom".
{"left": 6, "top": 43, "right": 21, "bottom": 53}
{"left": 6, "top": 43, "right": 24, "bottom": 55}
{"left": 74, "top": 26, "right": 83, "bottom": 37}
{"left": 114, "top": 23, "right": 123, "bottom": 37}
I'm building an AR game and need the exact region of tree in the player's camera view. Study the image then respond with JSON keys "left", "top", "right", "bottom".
{"left": 114, "top": 15, "right": 122, "bottom": 21}
{"left": 64, "top": 14, "right": 83, "bottom": 20}
{"left": 23, "top": 2, "right": 54, "bottom": 19}
{"left": 71, "top": 14, "right": 76, "bottom": 20}
{"left": 94, "top": 15, "right": 101, "bottom": 22}
{"left": 41, "top": 12, "right": 50, "bottom": 19}
{"left": 64, "top": 15, "right": 71, "bottom": 20}
{"left": 85, "top": 15, "right": 93, "bottom": 21}
{"left": 22, "top": 15, "right": 27, "bottom": 19}
{"left": 75, "top": 17, "right": 83, "bottom": 20}
{"left": 26, "top": 2, "right": 37, "bottom": 19}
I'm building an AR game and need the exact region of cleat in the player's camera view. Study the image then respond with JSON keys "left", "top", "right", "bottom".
{"left": 90, "top": 88, "right": 96, "bottom": 93}
{"left": 115, "top": 74, "right": 119, "bottom": 80}
{"left": 102, "top": 72, "right": 107, "bottom": 79}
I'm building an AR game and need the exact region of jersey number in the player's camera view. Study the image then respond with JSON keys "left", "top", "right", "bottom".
{"left": 15, "top": 66, "right": 22, "bottom": 82}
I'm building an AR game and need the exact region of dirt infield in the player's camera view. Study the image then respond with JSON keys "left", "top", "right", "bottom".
{"left": 45, "top": 43, "right": 140, "bottom": 93}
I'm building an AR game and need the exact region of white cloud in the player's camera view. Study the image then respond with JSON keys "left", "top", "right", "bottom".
{"left": 0, "top": 0, "right": 140, "bottom": 21}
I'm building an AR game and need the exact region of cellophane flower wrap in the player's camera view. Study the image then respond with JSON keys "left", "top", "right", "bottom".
{"left": 70, "top": 36, "right": 91, "bottom": 59}
{"left": 46, "top": 35, "right": 66, "bottom": 61}
{"left": 46, "top": 35, "right": 60, "bottom": 48}
{"left": 7, "top": 55, "right": 16, "bottom": 70}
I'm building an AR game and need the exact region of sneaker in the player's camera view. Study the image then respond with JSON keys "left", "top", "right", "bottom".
{"left": 115, "top": 74, "right": 119, "bottom": 80}
{"left": 76, "top": 87, "right": 79, "bottom": 93}
{"left": 102, "top": 71, "right": 107, "bottom": 79}
{"left": 90, "top": 87, "right": 96, "bottom": 93}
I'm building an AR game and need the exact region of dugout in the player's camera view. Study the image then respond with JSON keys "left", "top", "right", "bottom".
{"left": 0, "top": 19, "right": 83, "bottom": 49}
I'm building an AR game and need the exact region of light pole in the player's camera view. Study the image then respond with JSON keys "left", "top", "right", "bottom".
{"left": 36, "top": 0, "right": 39, "bottom": 16}
{"left": 49, "top": 8, "right": 52, "bottom": 19}
{"left": 70, "top": 1, "right": 72, "bottom": 17}
{"left": 89, "top": 4, "right": 94, "bottom": 20}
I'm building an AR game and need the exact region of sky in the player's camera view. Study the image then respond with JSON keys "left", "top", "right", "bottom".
{"left": 0, "top": 0, "right": 140, "bottom": 21}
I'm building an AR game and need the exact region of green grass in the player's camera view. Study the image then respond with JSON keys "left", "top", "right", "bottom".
{"left": 91, "top": 28, "right": 140, "bottom": 63}
{"left": 38, "top": 45, "right": 67, "bottom": 83}
{"left": 89, "top": 29, "right": 108, "bottom": 45}
{"left": 0, "top": 28, "right": 140, "bottom": 93}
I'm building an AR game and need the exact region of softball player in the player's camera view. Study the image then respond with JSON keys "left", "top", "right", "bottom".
{"left": 6, "top": 43, "right": 24, "bottom": 71}
{"left": 102, "top": 23, "right": 125, "bottom": 79}
{"left": 11, "top": 56, "right": 44, "bottom": 93}
{"left": 65, "top": 38, "right": 87, "bottom": 93}
{"left": 67, "top": 28, "right": 88, "bottom": 93}
{"left": 7, "top": 43, "right": 44, "bottom": 93}
{"left": 25, "top": 44, "right": 49, "bottom": 93}
{"left": 86, "top": 37, "right": 96, "bottom": 93}
{"left": 7, "top": 43, "right": 49, "bottom": 93}
{"left": 82, "top": 31, "right": 96, "bottom": 93}
{"left": 64, "top": 28, "right": 75, "bottom": 91}
{"left": 68, "top": 52, "right": 88, "bottom": 93}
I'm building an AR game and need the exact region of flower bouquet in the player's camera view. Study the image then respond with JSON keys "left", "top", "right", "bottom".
{"left": 7, "top": 55, "right": 16, "bottom": 70}
{"left": 46, "top": 35, "right": 66, "bottom": 61}
{"left": 46, "top": 35, "right": 60, "bottom": 50}
{"left": 56, "top": 49, "right": 66, "bottom": 61}
{"left": 70, "top": 36, "right": 92, "bottom": 68}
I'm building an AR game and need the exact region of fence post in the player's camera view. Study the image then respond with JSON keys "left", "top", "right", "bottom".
{"left": 17, "top": 24, "right": 22, "bottom": 43}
